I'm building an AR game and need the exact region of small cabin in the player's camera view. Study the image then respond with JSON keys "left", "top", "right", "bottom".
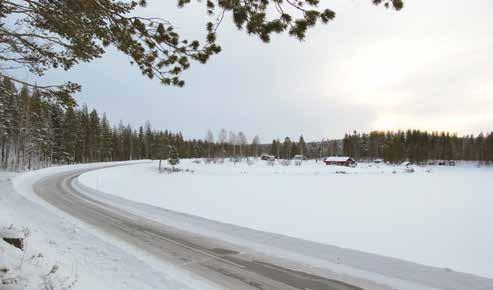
{"left": 323, "top": 156, "right": 356, "bottom": 167}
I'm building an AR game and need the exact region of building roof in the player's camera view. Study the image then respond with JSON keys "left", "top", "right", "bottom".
{"left": 324, "top": 156, "right": 354, "bottom": 162}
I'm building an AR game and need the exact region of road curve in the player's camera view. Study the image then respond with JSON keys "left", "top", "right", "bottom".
{"left": 32, "top": 166, "right": 366, "bottom": 290}
{"left": 31, "top": 165, "right": 493, "bottom": 290}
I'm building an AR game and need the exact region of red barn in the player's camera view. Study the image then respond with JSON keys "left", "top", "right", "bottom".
{"left": 323, "top": 156, "right": 356, "bottom": 167}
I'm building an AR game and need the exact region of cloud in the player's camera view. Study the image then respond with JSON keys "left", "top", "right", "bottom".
{"left": 26, "top": 0, "right": 493, "bottom": 140}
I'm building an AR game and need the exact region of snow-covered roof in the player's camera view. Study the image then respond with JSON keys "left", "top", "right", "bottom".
{"left": 324, "top": 156, "right": 354, "bottom": 162}
{"left": 0, "top": 228, "right": 24, "bottom": 239}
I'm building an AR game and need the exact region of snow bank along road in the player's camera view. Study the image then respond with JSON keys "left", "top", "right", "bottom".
{"left": 32, "top": 164, "right": 493, "bottom": 290}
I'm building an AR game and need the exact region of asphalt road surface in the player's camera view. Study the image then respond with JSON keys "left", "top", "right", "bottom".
{"left": 33, "top": 167, "right": 366, "bottom": 290}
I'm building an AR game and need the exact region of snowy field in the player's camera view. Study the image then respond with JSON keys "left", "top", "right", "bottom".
{"left": 79, "top": 159, "right": 493, "bottom": 280}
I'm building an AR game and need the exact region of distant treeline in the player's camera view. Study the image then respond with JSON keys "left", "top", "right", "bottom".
{"left": 1, "top": 78, "right": 296, "bottom": 171}
{"left": 0, "top": 78, "right": 249, "bottom": 170}
{"left": 343, "top": 130, "right": 493, "bottom": 164}
{"left": 2, "top": 78, "right": 492, "bottom": 170}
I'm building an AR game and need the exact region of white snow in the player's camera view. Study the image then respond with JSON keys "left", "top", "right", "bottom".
{"left": 0, "top": 227, "right": 25, "bottom": 239}
{"left": 79, "top": 159, "right": 493, "bottom": 280}
{"left": 0, "top": 162, "right": 223, "bottom": 290}
{"left": 1, "top": 238, "right": 26, "bottom": 287}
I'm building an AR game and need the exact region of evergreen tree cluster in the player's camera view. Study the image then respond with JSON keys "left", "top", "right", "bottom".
{"left": 343, "top": 130, "right": 493, "bottom": 164}
{"left": 0, "top": 79, "right": 221, "bottom": 170}
{"left": 268, "top": 136, "right": 307, "bottom": 159}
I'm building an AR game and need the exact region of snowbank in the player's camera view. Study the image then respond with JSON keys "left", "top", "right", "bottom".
{"left": 0, "top": 234, "right": 71, "bottom": 290}
{"left": 79, "top": 159, "right": 493, "bottom": 279}
{"left": 0, "top": 238, "right": 23, "bottom": 286}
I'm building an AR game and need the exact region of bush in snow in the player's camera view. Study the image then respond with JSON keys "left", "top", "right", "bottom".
{"left": 161, "top": 167, "right": 182, "bottom": 173}
{"left": 267, "top": 160, "right": 275, "bottom": 166}
{"left": 205, "top": 157, "right": 216, "bottom": 164}
{"left": 167, "top": 146, "right": 180, "bottom": 169}
{"left": 168, "top": 157, "right": 180, "bottom": 167}
{"left": 230, "top": 156, "right": 241, "bottom": 165}
{"left": 246, "top": 158, "right": 255, "bottom": 166}
{"left": 404, "top": 167, "right": 415, "bottom": 173}
{"left": 280, "top": 159, "right": 291, "bottom": 166}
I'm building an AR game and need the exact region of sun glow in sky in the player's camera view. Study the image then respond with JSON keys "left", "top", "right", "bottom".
{"left": 373, "top": 116, "right": 399, "bottom": 132}
{"left": 326, "top": 36, "right": 482, "bottom": 133}
{"left": 313, "top": 1, "right": 493, "bottom": 136}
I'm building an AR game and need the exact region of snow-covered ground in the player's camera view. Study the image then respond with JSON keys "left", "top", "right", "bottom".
{"left": 0, "top": 162, "right": 221, "bottom": 290}
{"left": 79, "top": 159, "right": 493, "bottom": 280}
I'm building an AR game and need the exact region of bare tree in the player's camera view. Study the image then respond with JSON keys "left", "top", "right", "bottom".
{"left": 228, "top": 131, "right": 237, "bottom": 159}
{"left": 252, "top": 135, "right": 260, "bottom": 159}
{"left": 206, "top": 129, "right": 214, "bottom": 158}
{"left": 218, "top": 129, "right": 227, "bottom": 158}
{"left": 238, "top": 132, "right": 247, "bottom": 158}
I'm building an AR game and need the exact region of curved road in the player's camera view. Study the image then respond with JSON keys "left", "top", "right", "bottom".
{"left": 31, "top": 165, "right": 493, "bottom": 290}
{"left": 32, "top": 166, "right": 366, "bottom": 290}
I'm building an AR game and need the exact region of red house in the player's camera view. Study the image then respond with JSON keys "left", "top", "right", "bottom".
{"left": 324, "top": 156, "right": 356, "bottom": 167}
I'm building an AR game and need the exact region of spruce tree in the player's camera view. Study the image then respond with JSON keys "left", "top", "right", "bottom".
{"left": 88, "top": 109, "right": 101, "bottom": 161}
{"left": 100, "top": 113, "right": 113, "bottom": 161}
{"left": 48, "top": 103, "right": 65, "bottom": 163}
{"left": 62, "top": 106, "right": 80, "bottom": 163}
{"left": 298, "top": 135, "right": 307, "bottom": 157}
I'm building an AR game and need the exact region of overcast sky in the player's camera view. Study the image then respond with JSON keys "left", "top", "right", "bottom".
{"left": 32, "top": 0, "right": 493, "bottom": 142}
